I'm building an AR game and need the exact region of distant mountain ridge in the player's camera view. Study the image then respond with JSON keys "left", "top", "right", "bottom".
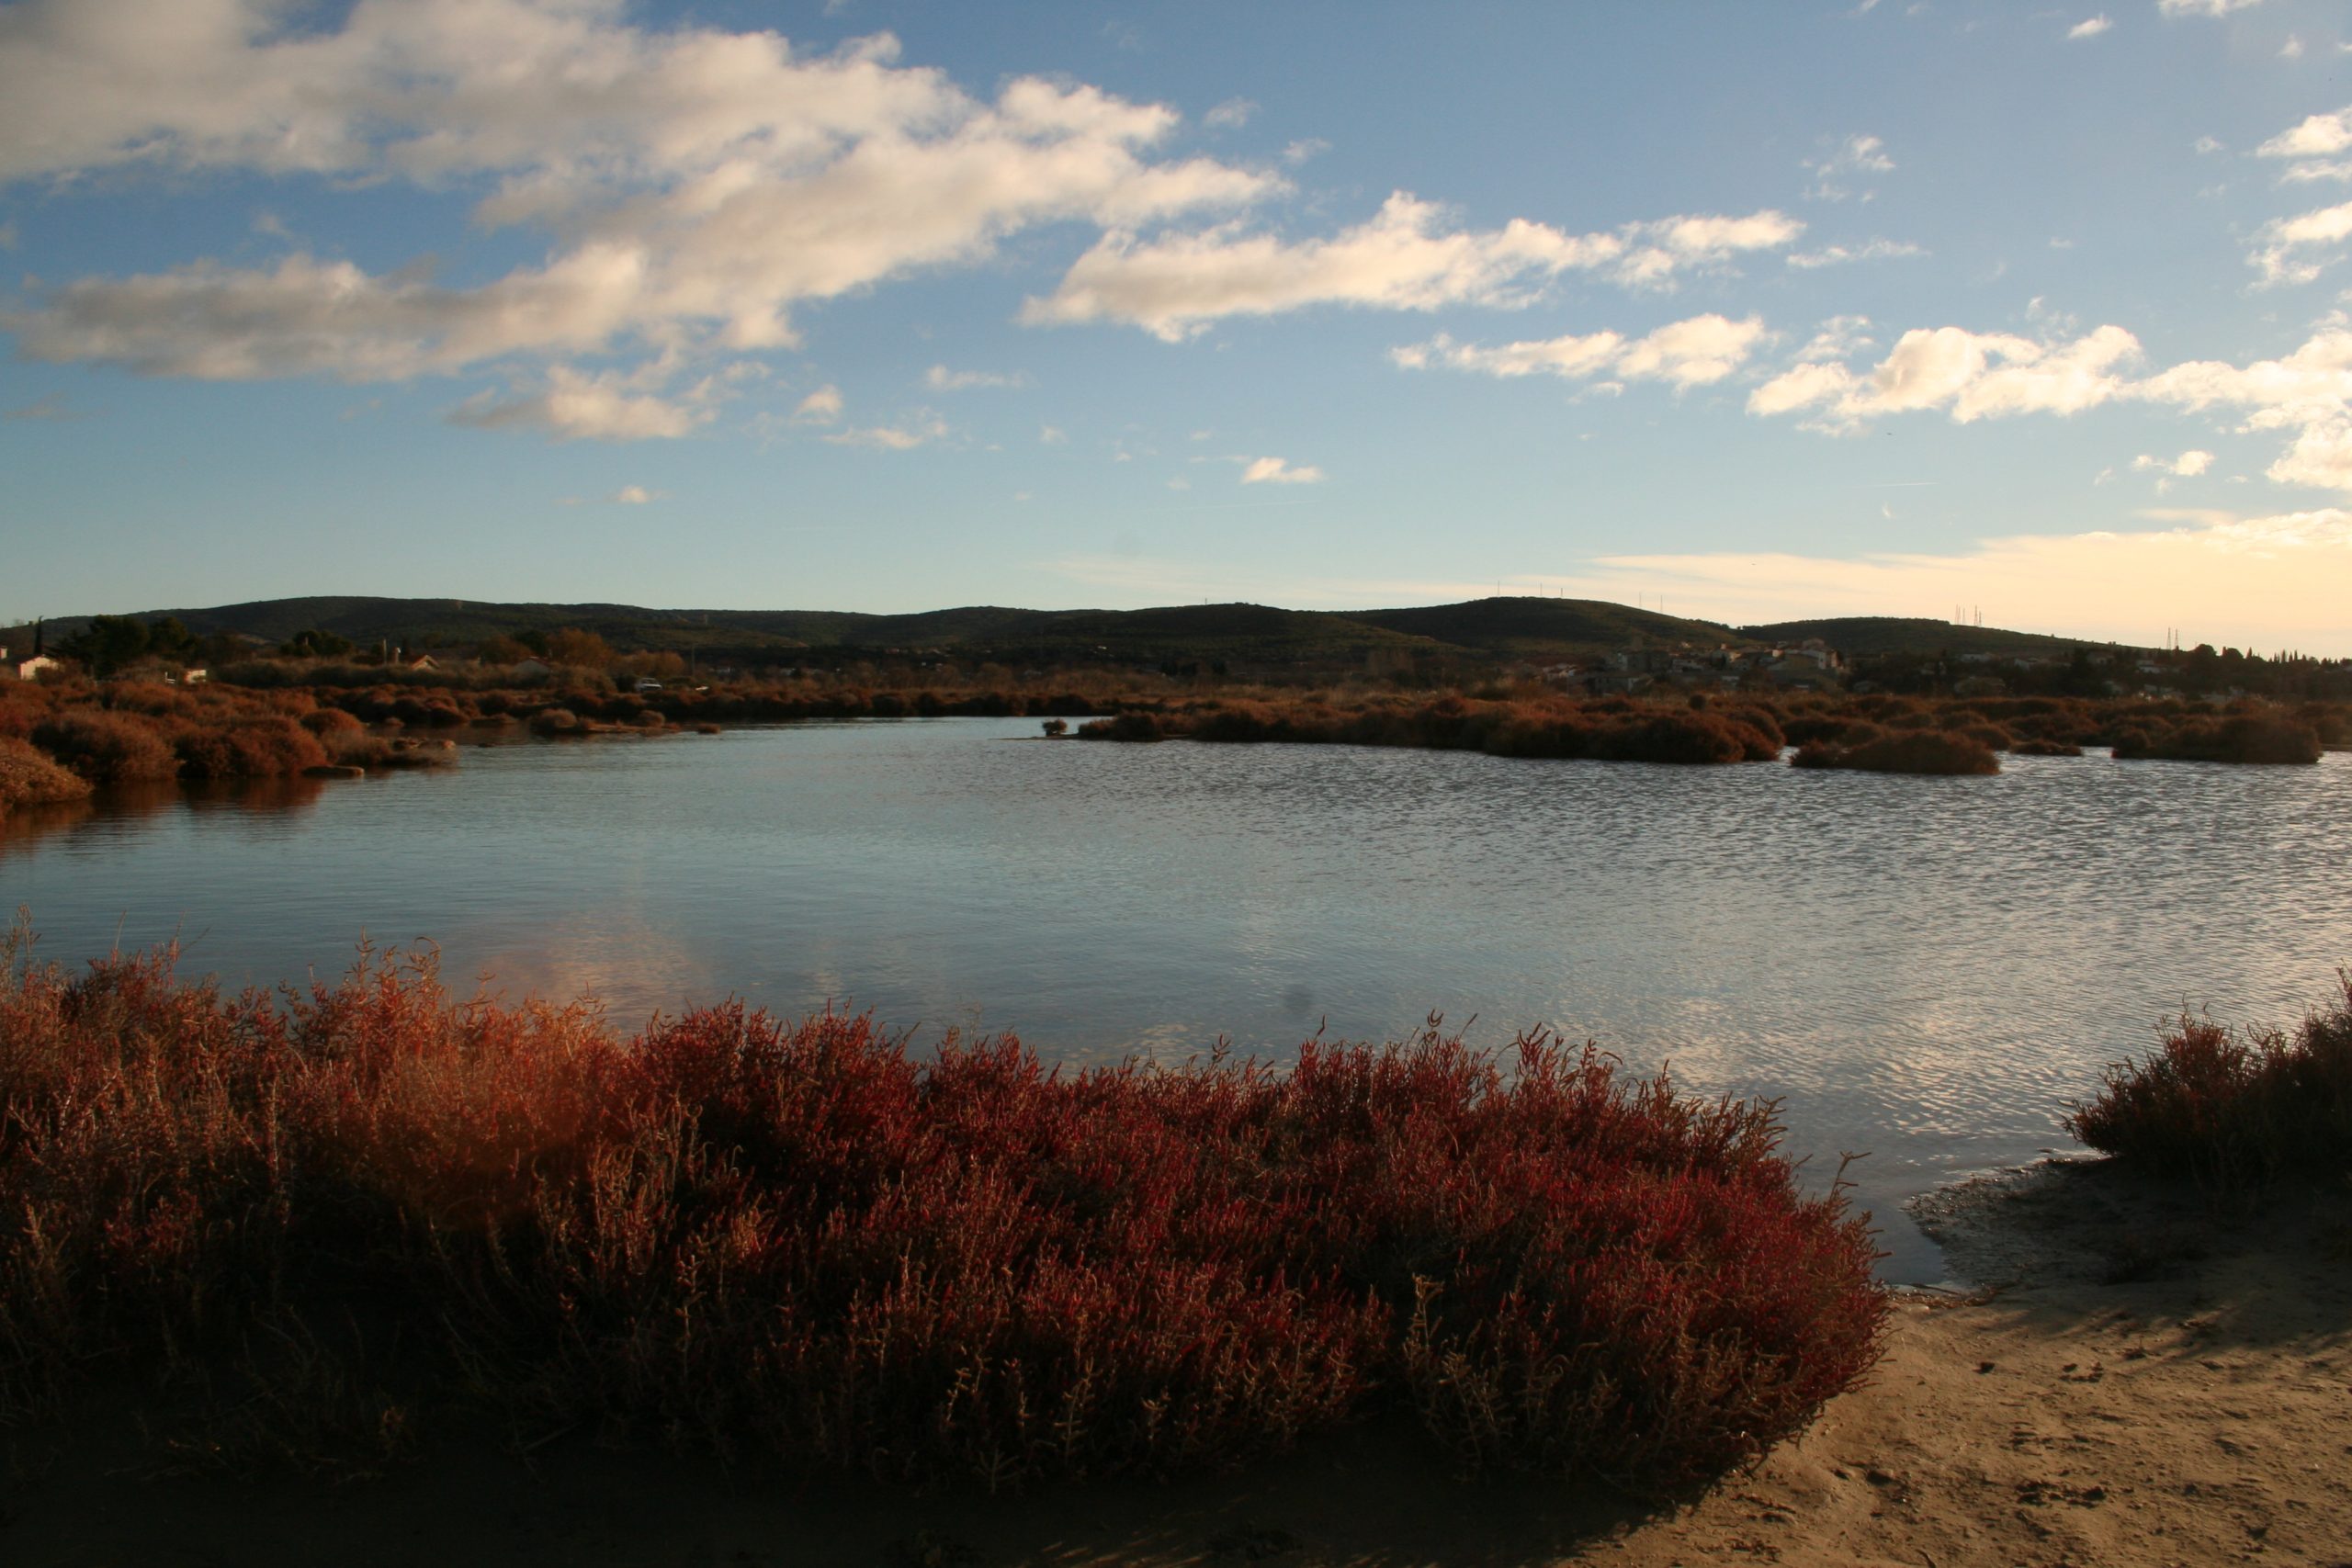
{"left": 21, "top": 594, "right": 2113, "bottom": 668}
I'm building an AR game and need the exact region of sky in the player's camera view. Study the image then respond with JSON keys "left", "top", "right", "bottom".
{"left": 3, "top": 0, "right": 2351, "bottom": 654}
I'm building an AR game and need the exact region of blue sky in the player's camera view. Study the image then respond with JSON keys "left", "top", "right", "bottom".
{"left": 4, "top": 0, "right": 2350, "bottom": 652}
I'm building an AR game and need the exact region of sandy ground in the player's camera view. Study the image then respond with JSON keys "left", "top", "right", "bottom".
{"left": 5, "top": 1160, "right": 2346, "bottom": 1568}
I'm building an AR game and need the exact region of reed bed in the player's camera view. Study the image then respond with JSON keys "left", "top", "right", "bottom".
{"left": 0, "top": 936, "right": 1886, "bottom": 1491}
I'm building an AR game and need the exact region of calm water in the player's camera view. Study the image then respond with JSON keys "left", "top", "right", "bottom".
{"left": 6, "top": 718, "right": 2348, "bottom": 1280}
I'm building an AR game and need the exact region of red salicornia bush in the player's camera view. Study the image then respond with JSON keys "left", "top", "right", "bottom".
{"left": 0, "top": 739, "right": 91, "bottom": 814}
{"left": 2110, "top": 714, "right": 2323, "bottom": 765}
{"left": 0, "top": 932, "right": 1885, "bottom": 1491}
{"left": 2065, "top": 973, "right": 2352, "bottom": 1188}
{"left": 28, "top": 710, "right": 181, "bottom": 784}
{"left": 1790, "top": 730, "right": 1999, "bottom": 775}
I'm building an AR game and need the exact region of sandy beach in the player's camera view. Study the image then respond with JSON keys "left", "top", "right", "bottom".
{"left": 3, "top": 1159, "right": 2343, "bottom": 1567}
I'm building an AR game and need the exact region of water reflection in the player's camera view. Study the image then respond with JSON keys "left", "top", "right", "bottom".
{"left": 3, "top": 719, "right": 2348, "bottom": 1281}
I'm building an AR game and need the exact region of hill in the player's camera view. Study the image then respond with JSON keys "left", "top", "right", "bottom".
{"left": 1351, "top": 597, "right": 1736, "bottom": 658}
{"left": 20, "top": 597, "right": 2136, "bottom": 672}
{"left": 1738, "top": 617, "right": 2098, "bottom": 659}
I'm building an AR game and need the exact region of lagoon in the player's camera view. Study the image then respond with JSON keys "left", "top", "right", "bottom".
{"left": 5, "top": 716, "right": 2347, "bottom": 1280}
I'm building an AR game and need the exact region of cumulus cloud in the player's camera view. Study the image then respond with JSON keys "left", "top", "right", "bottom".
{"left": 2247, "top": 198, "right": 2352, "bottom": 285}
{"left": 2067, "top": 15, "right": 2113, "bottom": 37}
{"left": 1756, "top": 319, "right": 2352, "bottom": 497}
{"left": 2260, "top": 106, "right": 2352, "bottom": 160}
{"left": 0, "top": 2, "right": 1279, "bottom": 429}
{"left": 2132, "top": 449, "right": 2216, "bottom": 477}
{"left": 1203, "top": 97, "right": 1255, "bottom": 130}
{"left": 1239, "top": 456, "right": 1323, "bottom": 484}
{"left": 2159, "top": 387, "right": 2351, "bottom": 490}
{"left": 1023, "top": 193, "right": 1802, "bottom": 340}
{"left": 924, "top": 365, "right": 1028, "bottom": 390}
{"left": 1747, "top": 323, "right": 2143, "bottom": 429}
{"left": 1391, "top": 313, "right": 1769, "bottom": 389}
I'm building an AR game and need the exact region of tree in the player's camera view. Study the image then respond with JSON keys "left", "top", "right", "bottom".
{"left": 477, "top": 634, "right": 530, "bottom": 664}
{"left": 545, "top": 627, "right": 615, "bottom": 668}
{"left": 147, "top": 616, "right": 197, "bottom": 660}
{"left": 280, "top": 627, "right": 355, "bottom": 659}
{"left": 57, "top": 615, "right": 150, "bottom": 676}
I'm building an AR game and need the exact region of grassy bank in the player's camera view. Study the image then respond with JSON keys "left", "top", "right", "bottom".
{"left": 0, "top": 933, "right": 1886, "bottom": 1492}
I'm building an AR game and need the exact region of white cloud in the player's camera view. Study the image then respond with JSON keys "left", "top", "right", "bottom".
{"left": 1203, "top": 97, "right": 1255, "bottom": 130}
{"left": 1802, "top": 134, "right": 1894, "bottom": 201}
{"left": 447, "top": 364, "right": 725, "bottom": 441}
{"left": 1748, "top": 323, "right": 2143, "bottom": 429}
{"left": 1023, "top": 192, "right": 1802, "bottom": 340}
{"left": 1785, "top": 237, "right": 1926, "bottom": 269}
{"left": 1798, "top": 315, "right": 1876, "bottom": 362}
{"left": 2158, "top": 0, "right": 2267, "bottom": 15}
{"left": 924, "top": 365, "right": 1029, "bottom": 390}
{"left": 2066, "top": 16, "right": 2113, "bottom": 38}
{"left": 1283, "top": 138, "right": 1329, "bottom": 165}
{"left": 2260, "top": 105, "right": 2352, "bottom": 160}
{"left": 0, "top": 4, "right": 1279, "bottom": 416}
{"left": 823, "top": 415, "right": 949, "bottom": 451}
{"left": 1038, "top": 423, "right": 1068, "bottom": 445}
{"left": 1239, "top": 456, "right": 1323, "bottom": 485}
{"left": 610, "top": 484, "right": 661, "bottom": 504}
{"left": 2132, "top": 448, "right": 2216, "bottom": 477}
{"left": 2248, "top": 199, "right": 2352, "bottom": 286}
{"left": 1756, "top": 320, "right": 2352, "bottom": 497}
{"left": 2278, "top": 160, "right": 2352, "bottom": 185}
{"left": 1392, "top": 313, "right": 1769, "bottom": 390}
{"left": 792, "top": 384, "right": 843, "bottom": 423}
{"left": 2195, "top": 136, "right": 2225, "bottom": 154}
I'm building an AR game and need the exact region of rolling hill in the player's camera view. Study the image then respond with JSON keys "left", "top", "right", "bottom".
{"left": 19, "top": 596, "right": 2125, "bottom": 671}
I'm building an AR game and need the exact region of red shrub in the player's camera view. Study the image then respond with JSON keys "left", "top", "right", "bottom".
{"left": 2112, "top": 714, "right": 2322, "bottom": 765}
{"left": 29, "top": 710, "right": 180, "bottom": 784}
{"left": 0, "top": 949, "right": 1886, "bottom": 1490}
{"left": 0, "top": 738, "right": 94, "bottom": 814}
{"left": 1791, "top": 730, "right": 1998, "bottom": 775}
{"left": 2066, "top": 974, "right": 2352, "bottom": 1187}
{"left": 172, "top": 717, "right": 329, "bottom": 779}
